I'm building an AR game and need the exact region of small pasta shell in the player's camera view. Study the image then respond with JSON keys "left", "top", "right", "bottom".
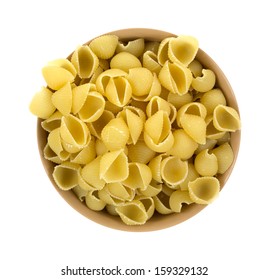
{"left": 169, "top": 190, "right": 193, "bottom": 212}
{"left": 213, "top": 104, "right": 241, "bottom": 132}
{"left": 148, "top": 154, "right": 167, "bottom": 183}
{"left": 188, "top": 59, "right": 203, "bottom": 77}
{"left": 77, "top": 167, "right": 95, "bottom": 191}
{"left": 100, "top": 150, "right": 129, "bottom": 183}
{"left": 167, "top": 92, "right": 193, "bottom": 110}
{"left": 72, "top": 185, "right": 88, "bottom": 202}
{"left": 51, "top": 82, "right": 72, "bottom": 116}
{"left": 42, "top": 59, "right": 76, "bottom": 90}
{"left": 78, "top": 91, "right": 105, "bottom": 122}
{"left": 70, "top": 138, "right": 96, "bottom": 165}
{"left": 194, "top": 149, "right": 218, "bottom": 176}
{"left": 71, "top": 45, "right": 99, "bottom": 79}
{"left": 123, "top": 162, "right": 152, "bottom": 191}
{"left": 206, "top": 115, "right": 226, "bottom": 140}
{"left": 43, "top": 143, "right": 65, "bottom": 164}
{"left": 195, "top": 138, "right": 217, "bottom": 155}
{"left": 116, "top": 38, "right": 145, "bottom": 57}
{"left": 160, "top": 156, "right": 188, "bottom": 186}
{"left": 212, "top": 142, "right": 234, "bottom": 174}
{"left": 105, "top": 76, "right": 132, "bottom": 107}
{"left": 29, "top": 87, "right": 55, "bottom": 119}
{"left": 110, "top": 52, "right": 142, "bottom": 72}
{"left": 41, "top": 111, "right": 62, "bottom": 132}
{"left": 157, "top": 37, "right": 173, "bottom": 66}
{"left": 177, "top": 102, "right": 207, "bottom": 123}
{"left": 139, "top": 180, "right": 162, "bottom": 197}
{"left": 153, "top": 192, "right": 173, "bottom": 215}
{"left": 115, "top": 200, "right": 148, "bottom": 225}
{"left": 142, "top": 50, "right": 161, "bottom": 74}
{"left": 168, "top": 35, "right": 199, "bottom": 66}
{"left": 158, "top": 61, "right": 193, "bottom": 95}
{"left": 85, "top": 190, "right": 106, "bottom": 211}
{"left": 191, "top": 69, "right": 216, "bottom": 92}
{"left": 188, "top": 177, "right": 220, "bottom": 204}
{"left": 138, "top": 196, "right": 155, "bottom": 220}
{"left": 180, "top": 163, "right": 199, "bottom": 191}
{"left": 98, "top": 188, "right": 124, "bottom": 206}
{"left": 128, "top": 140, "right": 156, "bottom": 164}
{"left": 52, "top": 162, "right": 80, "bottom": 190}
{"left": 101, "top": 118, "right": 129, "bottom": 151}
{"left": 144, "top": 41, "right": 160, "bottom": 54}
{"left": 106, "top": 182, "right": 135, "bottom": 202}
{"left": 89, "top": 35, "right": 119, "bottom": 59}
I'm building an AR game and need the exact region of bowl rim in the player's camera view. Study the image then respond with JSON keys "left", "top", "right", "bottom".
{"left": 37, "top": 28, "right": 241, "bottom": 232}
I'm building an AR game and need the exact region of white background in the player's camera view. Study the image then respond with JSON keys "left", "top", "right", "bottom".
{"left": 1, "top": 0, "right": 268, "bottom": 279}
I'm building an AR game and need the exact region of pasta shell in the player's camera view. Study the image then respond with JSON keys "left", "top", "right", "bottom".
{"left": 41, "top": 111, "right": 62, "bottom": 132}
{"left": 200, "top": 89, "right": 227, "bottom": 115}
{"left": 195, "top": 138, "right": 217, "bottom": 154}
{"left": 101, "top": 118, "right": 129, "bottom": 151}
{"left": 105, "top": 76, "right": 132, "bottom": 107}
{"left": 213, "top": 104, "right": 241, "bottom": 132}
{"left": 88, "top": 110, "right": 114, "bottom": 139}
{"left": 169, "top": 190, "right": 193, "bottom": 212}
{"left": 43, "top": 143, "right": 64, "bottom": 164}
{"left": 72, "top": 185, "right": 88, "bottom": 202}
{"left": 98, "top": 188, "right": 124, "bottom": 206}
{"left": 110, "top": 52, "right": 142, "bottom": 72}
{"left": 42, "top": 59, "right": 76, "bottom": 90}
{"left": 72, "top": 83, "right": 96, "bottom": 114}
{"left": 52, "top": 162, "right": 80, "bottom": 190}
{"left": 89, "top": 34, "right": 118, "bottom": 59}
{"left": 78, "top": 91, "right": 105, "bottom": 122}
{"left": 160, "top": 156, "right": 188, "bottom": 186}
{"left": 168, "top": 35, "right": 199, "bottom": 66}
{"left": 167, "top": 92, "right": 193, "bottom": 110}
{"left": 139, "top": 180, "right": 162, "bottom": 197}
{"left": 70, "top": 138, "right": 96, "bottom": 165}
{"left": 180, "top": 163, "right": 199, "bottom": 191}
{"left": 144, "top": 41, "right": 160, "bottom": 54}
{"left": 115, "top": 200, "right": 148, "bottom": 225}
{"left": 85, "top": 190, "right": 106, "bottom": 211}
{"left": 188, "top": 59, "right": 203, "bottom": 77}
{"left": 188, "top": 177, "right": 220, "bottom": 204}
{"left": 153, "top": 192, "right": 173, "bottom": 214}
{"left": 95, "top": 139, "right": 109, "bottom": 156}
{"left": 106, "top": 182, "right": 135, "bottom": 202}
{"left": 167, "top": 129, "right": 198, "bottom": 160}
{"left": 138, "top": 196, "right": 155, "bottom": 220}
{"left": 212, "top": 142, "right": 234, "bottom": 174}
{"left": 157, "top": 37, "right": 173, "bottom": 66}
{"left": 148, "top": 154, "right": 167, "bottom": 183}
{"left": 51, "top": 82, "right": 72, "bottom": 116}
{"left": 116, "top": 38, "right": 145, "bottom": 57}
{"left": 146, "top": 96, "right": 172, "bottom": 119}
{"left": 106, "top": 204, "right": 119, "bottom": 216}
{"left": 142, "top": 50, "right": 161, "bottom": 74}
{"left": 127, "top": 140, "right": 156, "bottom": 164}
{"left": 158, "top": 61, "right": 193, "bottom": 95}
{"left": 81, "top": 156, "right": 106, "bottom": 190}
{"left": 191, "top": 69, "right": 216, "bottom": 92}
{"left": 194, "top": 149, "right": 218, "bottom": 176}
{"left": 77, "top": 167, "right": 95, "bottom": 191}
{"left": 100, "top": 150, "right": 129, "bottom": 183}
{"left": 123, "top": 162, "right": 152, "bottom": 191}
{"left": 177, "top": 102, "right": 207, "bottom": 124}
{"left": 60, "top": 114, "right": 90, "bottom": 150}
{"left": 206, "top": 115, "right": 226, "bottom": 140}
{"left": 29, "top": 87, "right": 55, "bottom": 119}
{"left": 71, "top": 45, "right": 99, "bottom": 79}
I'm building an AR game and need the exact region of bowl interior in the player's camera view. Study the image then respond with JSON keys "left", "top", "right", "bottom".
{"left": 37, "top": 28, "right": 241, "bottom": 232}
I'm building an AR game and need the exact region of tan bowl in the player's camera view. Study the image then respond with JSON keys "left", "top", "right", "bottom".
{"left": 37, "top": 28, "right": 241, "bottom": 232}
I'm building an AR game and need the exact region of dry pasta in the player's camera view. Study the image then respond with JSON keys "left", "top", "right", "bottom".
{"left": 30, "top": 33, "right": 241, "bottom": 226}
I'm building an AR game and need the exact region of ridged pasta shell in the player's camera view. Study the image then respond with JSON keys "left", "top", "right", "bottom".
{"left": 29, "top": 87, "right": 56, "bottom": 119}
{"left": 167, "top": 129, "right": 198, "bottom": 160}
{"left": 195, "top": 138, "right": 217, "bottom": 155}
{"left": 188, "top": 59, "right": 203, "bottom": 77}
{"left": 138, "top": 196, "right": 155, "bottom": 220}
{"left": 142, "top": 50, "right": 161, "bottom": 74}
{"left": 188, "top": 177, "right": 220, "bottom": 204}
{"left": 115, "top": 200, "right": 148, "bottom": 225}
{"left": 72, "top": 83, "right": 96, "bottom": 114}
{"left": 98, "top": 188, "right": 124, "bottom": 206}
{"left": 177, "top": 102, "right": 207, "bottom": 124}
{"left": 116, "top": 38, "right": 145, "bottom": 57}
{"left": 160, "top": 156, "right": 188, "bottom": 186}
{"left": 60, "top": 114, "right": 90, "bottom": 151}
{"left": 158, "top": 61, "right": 193, "bottom": 95}
{"left": 51, "top": 82, "right": 72, "bottom": 116}
{"left": 88, "top": 110, "right": 114, "bottom": 139}
{"left": 85, "top": 190, "right": 106, "bottom": 211}
{"left": 101, "top": 118, "right": 129, "bottom": 151}
{"left": 72, "top": 185, "right": 88, "bottom": 202}
{"left": 123, "top": 162, "right": 152, "bottom": 191}
{"left": 148, "top": 154, "right": 167, "bottom": 183}
{"left": 70, "top": 138, "right": 96, "bottom": 165}
{"left": 200, "top": 89, "right": 227, "bottom": 115}
{"left": 144, "top": 41, "right": 160, "bottom": 54}
{"left": 194, "top": 149, "right": 218, "bottom": 176}
{"left": 168, "top": 35, "right": 199, "bottom": 66}
{"left": 100, "top": 150, "right": 129, "bottom": 183}
{"left": 42, "top": 59, "right": 76, "bottom": 90}
{"left": 153, "top": 192, "right": 173, "bottom": 214}
{"left": 81, "top": 156, "right": 105, "bottom": 190}
{"left": 128, "top": 140, "right": 156, "bottom": 164}
{"left": 43, "top": 143, "right": 65, "bottom": 164}
{"left": 110, "top": 52, "right": 142, "bottom": 72}
{"left": 191, "top": 69, "right": 216, "bottom": 92}
{"left": 41, "top": 111, "right": 62, "bottom": 132}
{"left": 212, "top": 142, "right": 234, "bottom": 174}
{"left": 52, "top": 162, "right": 80, "bottom": 190}
{"left": 78, "top": 91, "right": 105, "bottom": 122}
{"left": 77, "top": 167, "right": 95, "bottom": 191}
{"left": 71, "top": 45, "right": 99, "bottom": 79}
{"left": 180, "top": 163, "right": 199, "bottom": 191}
{"left": 167, "top": 92, "right": 193, "bottom": 110}
{"left": 105, "top": 76, "right": 132, "bottom": 107}
{"left": 206, "top": 115, "right": 226, "bottom": 140}
{"left": 139, "top": 180, "right": 162, "bottom": 197}
{"left": 89, "top": 35, "right": 118, "bottom": 59}
{"left": 213, "top": 104, "right": 241, "bottom": 132}
{"left": 106, "top": 182, "right": 135, "bottom": 202}
{"left": 157, "top": 37, "right": 173, "bottom": 66}
{"left": 169, "top": 190, "right": 193, "bottom": 212}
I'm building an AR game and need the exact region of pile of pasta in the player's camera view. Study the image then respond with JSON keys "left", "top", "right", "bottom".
{"left": 30, "top": 34, "right": 241, "bottom": 225}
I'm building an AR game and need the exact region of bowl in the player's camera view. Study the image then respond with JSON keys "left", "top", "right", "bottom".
{"left": 37, "top": 28, "right": 241, "bottom": 231}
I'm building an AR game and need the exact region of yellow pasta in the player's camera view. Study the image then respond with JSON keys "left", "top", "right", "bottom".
{"left": 51, "top": 82, "right": 72, "bottom": 116}
{"left": 138, "top": 196, "right": 155, "bottom": 220}
{"left": 142, "top": 50, "right": 162, "bottom": 74}
{"left": 194, "top": 149, "right": 218, "bottom": 176}
{"left": 139, "top": 180, "right": 162, "bottom": 197}
{"left": 110, "top": 52, "right": 142, "bottom": 72}
{"left": 85, "top": 190, "right": 106, "bottom": 211}
{"left": 73, "top": 185, "right": 88, "bottom": 202}
{"left": 106, "top": 182, "right": 135, "bottom": 202}
{"left": 41, "top": 111, "right": 62, "bottom": 132}
{"left": 188, "top": 177, "right": 220, "bottom": 204}
{"left": 127, "top": 140, "right": 156, "bottom": 164}
{"left": 43, "top": 143, "right": 63, "bottom": 164}
{"left": 180, "top": 163, "right": 199, "bottom": 191}
{"left": 148, "top": 154, "right": 167, "bottom": 183}
{"left": 89, "top": 35, "right": 118, "bottom": 59}
{"left": 157, "top": 37, "right": 172, "bottom": 66}
{"left": 188, "top": 59, "right": 203, "bottom": 77}
{"left": 116, "top": 38, "right": 145, "bottom": 57}
{"left": 200, "top": 89, "right": 227, "bottom": 115}
{"left": 167, "top": 92, "right": 193, "bottom": 110}
{"left": 206, "top": 115, "right": 226, "bottom": 140}
{"left": 70, "top": 138, "right": 96, "bottom": 165}
{"left": 212, "top": 143, "right": 234, "bottom": 174}
{"left": 153, "top": 192, "right": 173, "bottom": 215}
{"left": 191, "top": 69, "right": 216, "bottom": 92}
{"left": 169, "top": 190, "right": 193, "bottom": 212}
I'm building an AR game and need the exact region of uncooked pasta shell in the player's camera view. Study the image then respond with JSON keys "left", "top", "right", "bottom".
{"left": 191, "top": 69, "right": 216, "bottom": 92}
{"left": 127, "top": 140, "right": 156, "bottom": 164}
{"left": 89, "top": 35, "right": 119, "bottom": 59}
{"left": 51, "top": 82, "right": 72, "bottom": 116}
{"left": 85, "top": 190, "right": 106, "bottom": 211}
{"left": 169, "top": 190, "right": 193, "bottom": 212}
{"left": 194, "top": 149, "right": 218, "bottom": 177}
{"left": 116, "top": 38, "right": 145, "bottom": 57}
{"left": 110, "top": 52, "right": 142, "bottom": 72}
{"left": 212, "top": 142, "right": 234, "bottom": 174}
